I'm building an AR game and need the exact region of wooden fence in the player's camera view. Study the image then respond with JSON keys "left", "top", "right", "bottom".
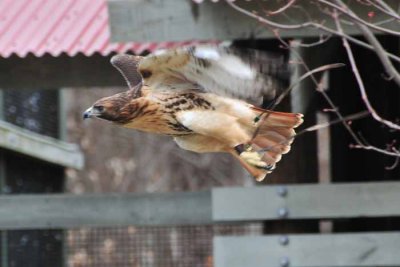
{"left": 0, "top": 181, "right": 399, "bottom": 266}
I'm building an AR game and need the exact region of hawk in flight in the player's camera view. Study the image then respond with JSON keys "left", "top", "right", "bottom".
{"left": 83, "top": 45, "right": 303, "bottom": 181}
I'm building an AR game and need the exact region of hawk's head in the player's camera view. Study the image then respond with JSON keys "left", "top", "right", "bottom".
{"left": 84, "top": 54, "right": 145, "bottom": 124}
{"left": 83, "top": 89, "right": 139, "bottom": 124}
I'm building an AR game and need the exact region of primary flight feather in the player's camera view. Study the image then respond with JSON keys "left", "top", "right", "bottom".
{"left": 84, "top": 45, "right": 303, "bottom": 181}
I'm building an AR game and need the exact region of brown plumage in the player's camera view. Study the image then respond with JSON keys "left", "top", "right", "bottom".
{"left": 84, "top": 45, "right": 303, "bottom": 181}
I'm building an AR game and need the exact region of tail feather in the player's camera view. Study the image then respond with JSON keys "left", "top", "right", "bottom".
{"left": 235, "top": 108, "right": 303, "bottom": 181}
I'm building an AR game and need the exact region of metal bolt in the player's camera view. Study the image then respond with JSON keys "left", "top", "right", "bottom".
{"left": 279, "top": 235, "right": 289, "bottom": 246}
{"left": 276, "top": 186, "right": 288, "bottom": 197}
{"left": 277, "top": 207, "right": 289, "bottom": 218}
{"left": 280, "top": 256, "right": 290, "bottom": 267}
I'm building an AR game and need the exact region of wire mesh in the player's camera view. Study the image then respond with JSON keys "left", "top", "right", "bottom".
{"left": 66, "top": 224, "right": 262, "bottom": 267}
{"left": 6, "top": 230, "right": 64, "bottom": 267}
{"left": 1, "top": 89, "right": 64, "bottom": 267}
{"left": 2, "top": 89, "right": 60, "bottom": 138}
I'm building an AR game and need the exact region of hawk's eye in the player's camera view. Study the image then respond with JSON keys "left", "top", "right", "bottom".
{"left": 140, "top": 70, "right": 152, "bottom": 79}
{"left": 94, "top": 105, "right": 105, "bottom": 112}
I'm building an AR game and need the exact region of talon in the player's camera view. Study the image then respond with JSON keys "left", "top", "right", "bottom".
{"left": 239, "top": 151, "right": 268, "bottom": 169}
{"left": 261, "top": 164, "right": 275, "bottom": 171}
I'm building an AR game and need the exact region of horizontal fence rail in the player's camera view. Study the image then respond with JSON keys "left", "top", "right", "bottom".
{"left": 0, "top": 120, "right": 83, "bottom": 169}
{"left": 0, "top": 191, "right": 211, "bottom": 230}
{"left": 0, "top": 182, "right": 399, "bottom": 229}
{"left": 212, "top": 181, "right": 400, "bottom": 221}
{"left": 214, "top": 232, "right": 400, "bottom": 267}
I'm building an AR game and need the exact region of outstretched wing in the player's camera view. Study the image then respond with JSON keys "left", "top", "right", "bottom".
{"left": 138, "top": 45, "right": 288, "bottom": 103}
{"left": 110, "top": 54, "right": 143, "bottom": 97}
{"left": 110, "top": 45, "right": 288, "bottom": 103}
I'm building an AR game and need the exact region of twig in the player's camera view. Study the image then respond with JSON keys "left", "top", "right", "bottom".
{"left": 292, "top": 34, "right": 332, "bottom": 48}
{"left": 302, "top": 111, "right": 370, "bottom": 132}
{"left": 351, "top": 143, "right": 400, "bottom": 157}
{"left": 251, "top": 63, "right": 345, "bottom": 139}
{"left": 267, "top": 0, "right": 297, "bottom": 15}
{"left": 386, "top": 148, "right": 400, "bottom": 170}
{"left": 318, "top": 0, "right": 400, "bottom": 36}
{"left": 268, "top": 63, "right": 345, "bottom": 110}
{"left": 334, "top": 0, "right": 400, "bottom": 87}
{"left": 225, "top": 0, "right": 400, "bottom": 64}
{"left": 287, "top": 43, "right": 365, "bottom": 145}
{"left": 368, "top": 0, "right": 400, "bottom": 21}
{"left": 272, "top": 35, "right": 366, "bottom": 145}
{"left": 281, "top": 39, "right": 399, "bottom": 158}
{"left": 227, "top": 0, "right": 400, "bottom": 159}
{"left": 334, "top": 11, "right": 400, "bottom": 131}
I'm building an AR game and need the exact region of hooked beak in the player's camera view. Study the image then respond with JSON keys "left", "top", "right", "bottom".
{"left": 83, "top": 107, "right": 93, "bottom": 119}
{"left": 83, "top": 106, "right": 102, "bottom": 119}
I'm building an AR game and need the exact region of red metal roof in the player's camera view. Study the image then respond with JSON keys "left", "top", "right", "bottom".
{"left": 0, "top": 0, "right": 202, "bottom": 58}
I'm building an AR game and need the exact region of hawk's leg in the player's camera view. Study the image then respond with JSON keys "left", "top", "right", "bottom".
{"left": 176, "top": 110, "right": 251, "bottom": 147}
{"left": 174, "top": 135, "right": 229, "bottom": 153}
{"left": 176, "top": 110, "right": 268, "bottom": 169}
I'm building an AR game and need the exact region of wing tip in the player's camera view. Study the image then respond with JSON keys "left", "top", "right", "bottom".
{"left": 110, "top": 54, "right": 141, "bottom": 67}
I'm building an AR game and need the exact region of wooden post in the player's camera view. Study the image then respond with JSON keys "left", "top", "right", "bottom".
{"left": 317, "top": 71, "right": 333, "bottom": 233}
{"left": 0, "top": 90, "right": 8, "bottom": 267}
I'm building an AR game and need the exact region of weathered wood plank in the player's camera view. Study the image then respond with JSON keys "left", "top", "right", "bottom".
{"left": 109, "top": 0, "right": 269, "bottom": 42}
{"left": 0, "top": 120, "right": 83, "bottom": 169}
{"left": 0, "top": 54, "right": 126, "bottom": 89}
{"left": 212, "top": 182, "right": 400, "bottom": 221}
{"left": 214, "top": 232, "right": 400, "bottom": 267}
{"left": 108, "top": 0, "right": 400, "bottom": 42}
{"left": 1, "top": 182, "right": 399, "bottom": 229}
{"left": 0, "top": 191, "right": 211, "bottom": 229}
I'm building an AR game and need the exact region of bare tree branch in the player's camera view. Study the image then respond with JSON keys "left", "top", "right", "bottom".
{"left": 226, "top": 0, "right": 400, "bottom": 159}
{"left": 252, "top": 62, "right": 344, "bottom": 140}
{"left": 385, "top": 149, "right": 400, "bottom": 169}
{"left": 334, "top": 11, "right": 400, "bottom": 131}
{"left": 318, "top": 0, "right": 400, "bottom": 36}
{"left": 267, "top": 0, "right": 297, "bottom": 15}
{"left": 368, "top": 0, "right": 400, "bottom": 21}
{"left": 282, "top": 39, "right": 399, "bottom": 158}
{"left": 334, "top": 0, "right": 400, "bottom": 87}
{"left": 225, "top": 0, "right": 400, "bottom": 64}
{"left": 292, "top": 34, "right": 333, "bottom": 48}
{"left": 351, "top": 143, "right": 400, "bottom": 157}
{"left": 301, "top": 111, "right": 370, "bottom": 133}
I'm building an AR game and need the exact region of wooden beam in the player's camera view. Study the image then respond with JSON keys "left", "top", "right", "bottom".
{"left": 0, "top": 54, "right": 126, "bottom": 89}
{"left": 0, "top": 191, "right": 211, "bottom": 230}
{"left": 0, "top": 120, "right": 83, "bottom": 169}
{"left": 214, "top": 232, "right": 400, "bottom": 267}
{"left": 212, "top": 182, "right": 400, "bottom": 221}
{"left": 108, "top": 0, "right": 400, "bottom": 42}
{"left": 0, "top": 182, "right": 400, "bottom": 229}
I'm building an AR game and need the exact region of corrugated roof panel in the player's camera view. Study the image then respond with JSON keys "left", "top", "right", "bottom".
{"left": 15, "top": 0, "right": 62, "bottom": 57}
{"left": 26, "top": 0, "right": 76, "bottom": 57}
{"left": 0, "top": 0, "right": 208, "bottom": 58}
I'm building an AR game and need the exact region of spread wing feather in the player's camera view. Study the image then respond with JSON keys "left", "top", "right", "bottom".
{"left": 139, "top": 45, "right": 288, "bottom": 102}
{"left": 111, "top": 45, "right": 288, "bottom": 103}
{"left": 110, "top": 54, "right": 143, "bottom": 97}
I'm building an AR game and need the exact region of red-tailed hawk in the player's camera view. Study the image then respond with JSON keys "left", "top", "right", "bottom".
{"left": 83, "top": 45, "right": 303, "bottom": 181}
